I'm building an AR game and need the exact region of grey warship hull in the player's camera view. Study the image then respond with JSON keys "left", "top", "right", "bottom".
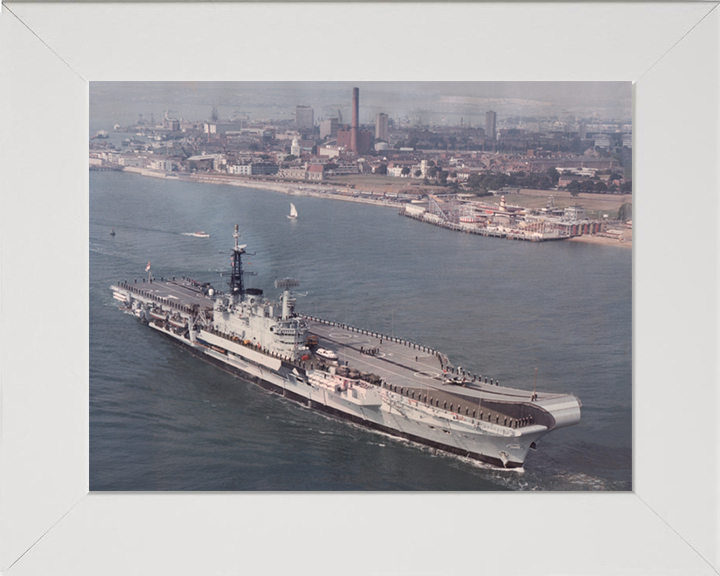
{"left": 111, "top": 258, "right": 581, "bottom": 470}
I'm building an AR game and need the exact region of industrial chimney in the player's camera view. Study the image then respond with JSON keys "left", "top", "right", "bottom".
{"left": 351, "top": 87, "right": 359, "bottom": 153}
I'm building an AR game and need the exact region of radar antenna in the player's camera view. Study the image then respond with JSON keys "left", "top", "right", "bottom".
{"left": 274, "top": 278, "right": 300, "bottom": 290}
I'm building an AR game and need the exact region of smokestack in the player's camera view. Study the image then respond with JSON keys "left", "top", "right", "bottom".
{"left": 351, "top": 87, "right": 359, "bottom": 153}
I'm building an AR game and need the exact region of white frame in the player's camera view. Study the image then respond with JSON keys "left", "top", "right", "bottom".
{"left": 1, "top": 3, "right": 718, "bottom": 575}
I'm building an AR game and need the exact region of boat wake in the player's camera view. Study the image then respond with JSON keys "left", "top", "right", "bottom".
{"left": 477, "top": 466, "right": 628, "bottom": 492}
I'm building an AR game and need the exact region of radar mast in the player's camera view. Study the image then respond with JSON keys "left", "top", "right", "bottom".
{"left": 229, "top": 224, "right": 246, "bottom": 298}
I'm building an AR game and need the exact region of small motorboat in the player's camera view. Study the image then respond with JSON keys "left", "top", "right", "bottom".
{"left": 315, "top": 348, "right": 338, "bottom": 361}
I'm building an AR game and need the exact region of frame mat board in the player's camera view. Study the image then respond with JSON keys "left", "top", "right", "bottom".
{"left": 0, "top": 3, "right": 718, "bottom": 575}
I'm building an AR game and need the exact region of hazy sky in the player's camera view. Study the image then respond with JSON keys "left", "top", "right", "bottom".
{"left": 90, "top": 81, "right": 632, "bottom": 131}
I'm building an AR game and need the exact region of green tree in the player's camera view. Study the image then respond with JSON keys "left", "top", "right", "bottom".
{"left": 467, "top": 173, "right": 483, "bottom": 190}
{"left": 546, "top": 167, "right": 560, "bottom": 184}
{"left": 401, "top": 166, "right": 411, "bottom": 176}
{"left": 414, "top": 170, "right": 422, "bottom": 178}
{"left": 618, "top": 202, "right": 632, "bottom": 221}
{"left": 375, "top": 164, "right": 388, "bottom": 175}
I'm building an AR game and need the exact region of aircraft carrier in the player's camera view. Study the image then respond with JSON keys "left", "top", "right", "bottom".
{"left": 110, "top": 225, "right": 581, "bottom": 469}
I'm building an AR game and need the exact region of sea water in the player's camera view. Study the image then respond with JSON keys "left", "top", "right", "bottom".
{"left": 90, "top": 171, "right": 632, "bottom": 491}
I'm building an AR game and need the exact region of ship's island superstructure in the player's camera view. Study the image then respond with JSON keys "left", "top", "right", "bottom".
{"left": 110, "top": 225, "right": 581, "bottom": 469}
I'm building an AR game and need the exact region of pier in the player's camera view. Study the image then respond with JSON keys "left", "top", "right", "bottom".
{"left": 399, "top": 209, "right": 568, "bottom": 242}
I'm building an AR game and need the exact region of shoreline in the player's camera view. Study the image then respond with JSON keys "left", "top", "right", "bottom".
{"left": 230, "top": 177, "right": 404, "bottom": 208}
{"left": 568, "top": 234, "right": 632, "bottom": 248}
{"left": 120, "top": 167, "right": 632, "bottom": 248}
{"left": 123, "top": 167, "right": 406, "bottom": 210}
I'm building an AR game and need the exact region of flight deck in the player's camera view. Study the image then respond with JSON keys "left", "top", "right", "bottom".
{"left": 303, "top": 316, "right": 564, "bottom": 429}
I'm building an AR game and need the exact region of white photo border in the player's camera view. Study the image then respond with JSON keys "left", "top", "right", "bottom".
{"left": 0, "top": 3, "right": 718, "bottom": 575}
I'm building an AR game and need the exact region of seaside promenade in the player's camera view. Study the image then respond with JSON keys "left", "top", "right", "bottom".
{"left": 118, "top": 166, "right": 632, "bottom": 248}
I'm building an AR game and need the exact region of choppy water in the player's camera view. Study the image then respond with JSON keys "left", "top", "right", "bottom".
{"left": 90, "top": 171, "right": 632, "bottom": 491}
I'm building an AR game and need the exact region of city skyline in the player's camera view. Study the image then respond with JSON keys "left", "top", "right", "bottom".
{"left": 90, "top": 81, "right": 632, "bottom": 134}
{"left": 90, "top": 81, "right": 634, "bottom": 203}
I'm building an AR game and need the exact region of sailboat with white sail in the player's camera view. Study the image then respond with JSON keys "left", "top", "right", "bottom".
{"left": 288, "top": 203, "right": 298, "bottom": 220}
